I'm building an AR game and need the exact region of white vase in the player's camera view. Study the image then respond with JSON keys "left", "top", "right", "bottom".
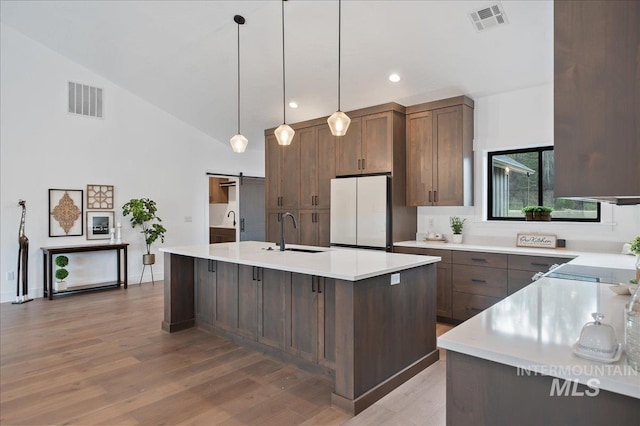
{"left": 55, "top": 280, "right": 67, "bottom": 291}
{"left": 451, "top": 234, "right": 463, "bottom": 244}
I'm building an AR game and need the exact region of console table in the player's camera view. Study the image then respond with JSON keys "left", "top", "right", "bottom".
{"left": 41, "top": 243, "right": 128, "bottom": 300}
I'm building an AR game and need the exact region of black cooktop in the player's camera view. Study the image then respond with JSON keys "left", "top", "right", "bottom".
{"left": 545, "top": 263, "right": 636, "bottom": 285}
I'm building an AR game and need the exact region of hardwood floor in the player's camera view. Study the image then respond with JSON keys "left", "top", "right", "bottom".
{"left": 0, "top": 283, "right": 452, "bottom": 425}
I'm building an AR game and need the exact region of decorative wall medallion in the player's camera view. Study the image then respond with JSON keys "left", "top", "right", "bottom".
{"left": 87, "top": 184, "right": 114, "bottom": 209}
{"left": 49, "top": 189, "right": 83, "bottom": 237}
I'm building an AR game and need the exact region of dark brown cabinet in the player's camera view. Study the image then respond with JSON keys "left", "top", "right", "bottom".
{"left": 406, "top": 96, "right": 474, "bottom": 206}
{"left": 237, "top": 265, "right": 258, "bottom": 339}
{"left": 298, "top": 209, "right": 330, "bottom": 247}
{"left": 213, "top": 261, "right": 238, "bottom": 332}
{"left": 209, "top": 227, "right": 236, "bottom": 244}
{"left": 507, "top": 254, "right": 565, "bottom": 295}
{"left": 265, "top": 134, "right": 300, "bottom": 210}
{"left": 554, "top": 1, "right": 640, "bottom": 202}
{"left": 257, "top": 268, "right": 287, "bottom": 350}
{"left": 195, "top": 258, "right": 216, "bottom": 327}
{"left": 299, "top": 125, "right": 335, "bottom": 210}
{"left": 266, "top": 210, "right": 299, "bottom": 245}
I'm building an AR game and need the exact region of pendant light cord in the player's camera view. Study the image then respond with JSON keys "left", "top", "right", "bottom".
{"left": 237, "top": 20, "right": 241, "bottom": 134}
{"left": 338, "top": 0, "right": 341, "bottom": 111}
{"left": 282, "top": 0, "right": 287, "bottom": 124}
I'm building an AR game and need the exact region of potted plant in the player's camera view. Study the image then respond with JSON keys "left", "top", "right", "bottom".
{"left": 122, "top": 198, "right": 167, "bottom": 267}
{"left": 54, "top": 255, "right": 69, "bottom": 291}
{"left": 450, "top": 216, "right": 466, "bottom": 244}
{"left": 630, "top": 236, "right": 640, "bottom": 283}
{"left": 522, "top": 206, "right": 553, "bottom": 221}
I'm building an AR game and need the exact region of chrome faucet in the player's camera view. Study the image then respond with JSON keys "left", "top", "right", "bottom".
{"left": 280, "top": 212, "right": 297, "bottom": 251}
{"left": 227, "top": 210, "right": 236, "bottom": 226}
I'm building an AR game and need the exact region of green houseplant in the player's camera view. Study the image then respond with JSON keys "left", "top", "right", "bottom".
{"left": 54, "top": 255, "right": 69, "bottom": 291}
{"left": 122, "top": 198, "right": 167, "bottom": 266}
{"left": 521, "top": 206, "right": 553, "bottom": 221}
{"left": 450, "top": 216, "right": 466, "bottom": 244}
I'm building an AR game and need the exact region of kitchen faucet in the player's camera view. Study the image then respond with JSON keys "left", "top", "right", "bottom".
{"left": 227, "top": 210, "right": 236, "bottom": 227}
{"left": 279, "top": 212, "right": 297, "bottom": 251}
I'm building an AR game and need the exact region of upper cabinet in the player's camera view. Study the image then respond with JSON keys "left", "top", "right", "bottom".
{"left": 554, "top": 1, "right": 640, "bottom": 203}
{"left": 299, "top": 125, "right": 335, "bottom": 210}
{"left": 335, "top": 104, "right": 406, "bottom": 177}
{"left": 406, "top": 96, "right": 474, "bottom": 206}
{"left": 265, "top": 133, "right": 300, "bottom": 210}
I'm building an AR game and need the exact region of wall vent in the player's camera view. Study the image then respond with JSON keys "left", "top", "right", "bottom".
{"left": 469, "top": 3, "right": 509, "bottom": 32}
{"left": 68, "top": 81, "right": 103, "bottom": 118}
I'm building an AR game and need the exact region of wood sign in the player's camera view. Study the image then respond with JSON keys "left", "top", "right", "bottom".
{"left": 516, "top": 233, "right": 557, "bottom": 249}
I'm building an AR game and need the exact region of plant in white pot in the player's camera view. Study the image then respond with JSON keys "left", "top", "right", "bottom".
{"left": 450, "top": 216, "right": 466, "bottom": 244}
{"left": 54, "top": 255, "right": 69, "bottom": 291}
{"left": 122, "top": 198, "right": 166, "bottom": 283}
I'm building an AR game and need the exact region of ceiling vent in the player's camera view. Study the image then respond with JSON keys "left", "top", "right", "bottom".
{"left": 68, "top": 81, "right": 103, "bottom": 118}
{"left": 469, "top": 3, "right": 508, "bottom": 32}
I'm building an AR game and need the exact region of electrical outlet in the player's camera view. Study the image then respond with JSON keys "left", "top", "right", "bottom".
{"left": 390, "top": 273, "right": 400, "bottom": 285}
{"left": 184, "top": 216, "right": 192, "bottom": 223}
{"left": 428, "top": 218, "right": 434, "bottom": 228}
{"left": 6, "top": 272, "right": 15, "bottom": 280}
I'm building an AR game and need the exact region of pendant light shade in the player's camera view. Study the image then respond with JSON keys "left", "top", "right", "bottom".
{"left": 276, "top": 0, "right": 295, "bottom": 146}
{"left": 230, "top": 14, "right": 248, "bottom": 153}
{"left": 328, "top": 0, "right": 350, "bottom": 137}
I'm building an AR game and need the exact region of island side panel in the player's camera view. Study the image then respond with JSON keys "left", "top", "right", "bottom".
{"left": 446, "top": 350, "right": 640, "bottom": 426}
{"left": 333, "top": 263, "right": 438, "bottom": 414}
{"left": 162, "top": 253, "right": 195, "bottom": 332}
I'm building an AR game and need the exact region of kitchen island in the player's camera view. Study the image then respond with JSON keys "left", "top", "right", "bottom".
{"left": 160, "top": 241, "right": 440, "bottom": 414}
{"left": 438, "top": 254, "right": 640, "bottom": 425}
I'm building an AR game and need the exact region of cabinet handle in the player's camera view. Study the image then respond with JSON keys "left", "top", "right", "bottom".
{"left": 531, "top": 262, "right": 550, "bottom": 267}
{"left": 314, "top": 195, "right": 318, "bottom": 205}
{"left": 257, "top": 268, "right": 262, "bottom": 282}
{"left": 362, "top": 158, "right": 365, "bottom": 170}
{"left": 471, "top": 279, "right": 487, "bottom": 284}
{"left": 318, "top": 277, "right": 323, "bottom": 294}
{"left": 277, "top": 212, "right": 282, "bottom": 222}
{"left": 240, "top": 218, "right": 245, "bottom": 232}
{"left": 311, "top": 277, "right": 316, "bottom": 293}
{"left": 434, "top": 190, "right": 437, "bottom": 202}
{"left": 208, "top": 260, "right": 216, "bottom": 272}
{"left": 252, "top": 266, "right": 256, "bottom": 280}
{"left": 428, "top": 190, "right": 432, "bottom": 202}
{"left": 471, "top": 258, "right": 487, "bottom": 262}
{"left": 357, "top": 159, "right": 361, "bottom": 170}
{"left": 314, "top": 212, "right": 318, "bottom": 223}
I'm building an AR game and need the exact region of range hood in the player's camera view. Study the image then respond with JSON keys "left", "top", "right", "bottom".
{"left": 560, "top": 196, "right": 640, "bottom": 206}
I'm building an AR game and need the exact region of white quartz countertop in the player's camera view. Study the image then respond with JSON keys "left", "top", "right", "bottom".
{"left": 438, "top": 253, "right": 640, "bottom": 399}
{"left": 394, "top": 240, "right": 580, "bottom": 258}
{"left": 160, "top": 241, "right": 439, "bottom": 281}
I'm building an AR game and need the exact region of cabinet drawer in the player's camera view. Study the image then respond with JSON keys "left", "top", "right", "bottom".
{"left": 452, "top": 266, "right": 507, "bottom": 298}
{"left": 394, "top": 247, "right": 452, "bottom": 263}
{"left": 453, "top": 251, "right": 507, "bottom": 268}
{"left": 508, "top": 269, "right": 537, "bottom": 295}
{"left": 452, "top": 292, "right": 502, "bottom": 321}
{"left": 508, "top": 255, "right": 566, "bottom": 272}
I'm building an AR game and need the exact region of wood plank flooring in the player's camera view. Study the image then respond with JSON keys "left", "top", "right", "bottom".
{"left": 0, "top": 282, "right": 452, "bottom": 425}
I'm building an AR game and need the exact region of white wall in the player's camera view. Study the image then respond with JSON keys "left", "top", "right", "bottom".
{"left": 0, "top": 24, "right": 265, "bottom": 302}
{"left": 417, "top": 84, "right": 640, "bottom": 251}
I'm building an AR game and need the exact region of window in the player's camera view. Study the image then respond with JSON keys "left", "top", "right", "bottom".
{"left": 488, "top": 147, "right": 600, "bottom": 221}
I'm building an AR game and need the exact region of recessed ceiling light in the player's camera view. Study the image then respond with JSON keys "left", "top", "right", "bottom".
{"left": 289, "top": 101, "right": 298, "bottom": 108}
{"left": 388, "top": 73, "right": 401, "bottom": 83}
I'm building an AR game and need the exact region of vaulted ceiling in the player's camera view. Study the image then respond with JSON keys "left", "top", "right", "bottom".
{"left": 0, "top": 0, "right": 553, "bottom": 151}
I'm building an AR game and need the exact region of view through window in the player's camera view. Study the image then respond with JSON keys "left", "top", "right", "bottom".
{"left": 488, "top": 147, "right": 600, "bottom": 221}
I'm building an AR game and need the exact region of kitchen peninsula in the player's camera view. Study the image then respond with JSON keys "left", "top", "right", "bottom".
{"left": 160, "top": 241, "right": 440, "bottom": 414}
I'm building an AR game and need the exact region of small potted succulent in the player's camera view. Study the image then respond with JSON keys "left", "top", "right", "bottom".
{"left": 450, "top": 216, "right": 466, "bottom": 244}
{"left": 630, "top": 236, "right": 640, "bottom": 284}
{"left": 522, "top": 206, "right": 553, "bottom": 221}
{"left": 54, "top": 255, "right": 69, "bottom": 291}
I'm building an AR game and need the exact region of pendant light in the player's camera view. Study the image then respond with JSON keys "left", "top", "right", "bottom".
{"left": 327, "top": 0, "right": 350, "bottom": 136}
{"left": 230, "top": 15, "right": 248, "bottom": 153}
{"left": 275, "top": 0, "right": 295, "bottom": 146}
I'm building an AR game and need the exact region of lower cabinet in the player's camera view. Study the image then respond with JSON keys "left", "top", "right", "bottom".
{"left": 194, "top": 260, "right": 338, "bottom": 370}
{"left": 298, "top": 210, "right": 331, "bottom": 247}
{"left": 394, "top": 246, "right": 569, "bottom": 321}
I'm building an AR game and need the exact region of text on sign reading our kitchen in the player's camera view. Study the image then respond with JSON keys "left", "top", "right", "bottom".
{"left": 516, "top": 233, "right": 557, "bottom": 248}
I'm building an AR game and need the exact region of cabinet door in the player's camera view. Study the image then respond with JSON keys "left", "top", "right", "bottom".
{"left": 266, "top": 210, "right": 299, "bottom": 245}
{"left": 298, "top": 210, "right": 317, "bottom": 246}
{"left": 258, "top": 268, "right": 287, "bottom": 349}
{"left": 452, "top": 265, "right": 507, "bottom": 298}
{"left": 335, "top": 116, "right": 361, "bottom": 176}
{"left": 298, "top": 127, "right": 317, "bottom": 210}
{"left": 286, "top": 273, "right": 318, "bottom": 363}
{"left": 316, "top": 209, "right": 331, "bottom": 248}
{"left": 433, "top": 106, "right": 463, "bottom": 206}
{"left": 318, "top": 277, "right": 336, "bottom": 368}
{"left": 436, "top": 262, "right": 452, "bottom": 318}
{"left": 316, "top": 126, "right": 336, "bottom": 208}
{"left": 265, "top": 135, "right": 282, "bottom": 209}
{"left": 214, "top": 261, "right": 238, "bottom": 332}
{"left": 280, "top": 133, "right": 301, "bottom": 209}
{"left": 362, "top": 112, "right": 393, "bottom": 174}
{"left": 406, "top": 111, "right": 434, "bottom": 206}
{"left": 507, "top": 269, "right": 537, "bottom": 295}
{"left": 195, "top": 258, "right": 215, "bottom": 326}
{"left": 237, "top": 265, "right": 258, "bottom": 339}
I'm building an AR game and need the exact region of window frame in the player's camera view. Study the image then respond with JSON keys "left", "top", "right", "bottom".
{"left": 487, "top": 146, "right": 601, "bottom": 222}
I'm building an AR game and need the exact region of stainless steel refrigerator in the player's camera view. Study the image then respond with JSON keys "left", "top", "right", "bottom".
{"left": 330, "top": 175, "right": 391, "bottom": 251}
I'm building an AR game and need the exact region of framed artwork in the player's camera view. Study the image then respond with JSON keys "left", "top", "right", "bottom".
{"left": 49, "top": 189, "right": 83, "bottom": 237}
{"left": 86, "top": 211, "right": 114, "bottom": 240}
{"left": 87, "top": 184, "right": 114, "bottom": 209}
